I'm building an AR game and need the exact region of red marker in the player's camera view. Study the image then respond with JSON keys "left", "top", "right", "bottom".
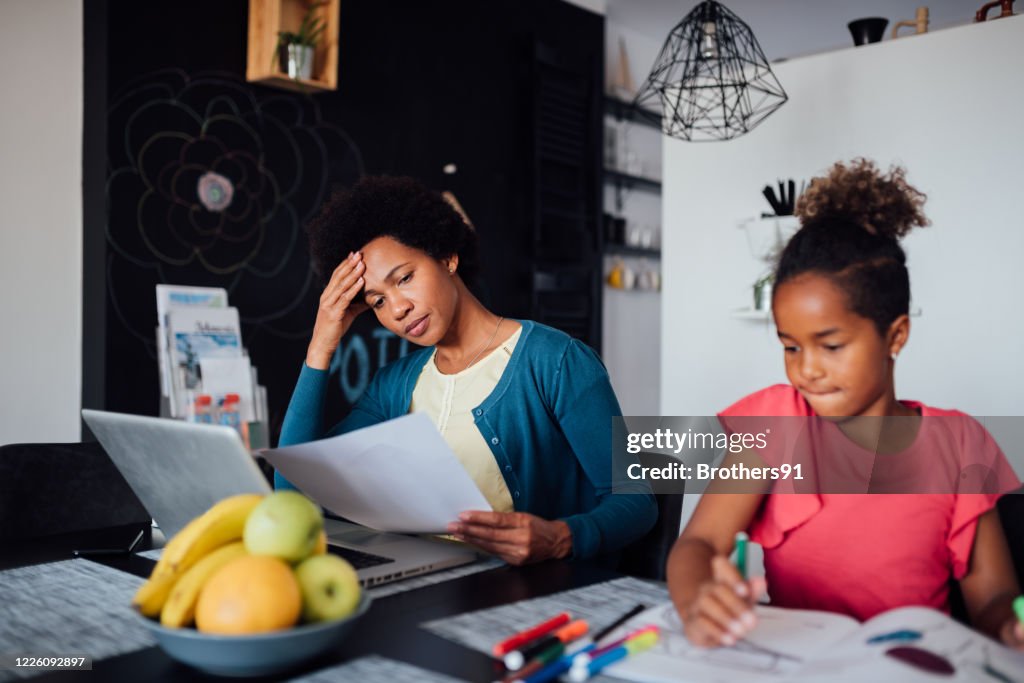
{"left": 493, "top": 612, "right": 572, "bottom": 657}
{"left": 505, "top": 619, "right": 590, "bottom": 670}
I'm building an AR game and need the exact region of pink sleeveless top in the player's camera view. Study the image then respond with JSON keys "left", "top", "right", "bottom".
{"left": 719, "top": 385, "right": 1020, "bottom": 621}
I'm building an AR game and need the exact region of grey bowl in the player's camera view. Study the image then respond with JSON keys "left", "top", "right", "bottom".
{"left": 137, "top": 593, "right": 372, "bottom": 677}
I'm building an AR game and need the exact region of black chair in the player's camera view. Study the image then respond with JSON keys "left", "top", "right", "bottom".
{"left": 0, "top": 441, "right": 151, "bottom": 541}
{"left": 998, "top": 485, "right": 1024, "bottom": 588}
{"left": 616, "top": 452, "right": 684, "bottom": 581}
{"left": 947, "top": 486, "right": 1023, "bottom": 624}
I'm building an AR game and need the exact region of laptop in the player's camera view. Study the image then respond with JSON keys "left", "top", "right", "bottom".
{"left": 82, "top": 409, "right": 478, "bottom": 587}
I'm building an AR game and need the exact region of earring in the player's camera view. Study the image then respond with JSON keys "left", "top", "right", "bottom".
{"left": 449, "top": 267, "right": 454, "bottom": 274}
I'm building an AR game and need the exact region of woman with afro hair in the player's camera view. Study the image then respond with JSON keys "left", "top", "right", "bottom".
{"left": 276, "top": 176, "right": 656, "bottom": 564}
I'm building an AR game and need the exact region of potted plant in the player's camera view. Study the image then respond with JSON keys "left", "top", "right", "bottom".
{"left": 276, "top": 2, "right": 326, "bottom": 81}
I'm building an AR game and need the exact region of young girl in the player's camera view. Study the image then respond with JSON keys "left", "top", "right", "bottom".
{"left": 666, "top": 159, "right": 1023, "bottom": 650}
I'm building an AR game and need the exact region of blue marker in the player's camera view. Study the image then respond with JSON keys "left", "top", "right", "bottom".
{"left": 567, "top": 630, "right": 659, "bottom": 682}
{"left": 517, "top": 650, "right": 586, "bottom": 683}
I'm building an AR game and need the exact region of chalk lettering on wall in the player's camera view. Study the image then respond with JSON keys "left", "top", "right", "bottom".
{"left": 330, "top": 328, "right": 412, "bottom": 404}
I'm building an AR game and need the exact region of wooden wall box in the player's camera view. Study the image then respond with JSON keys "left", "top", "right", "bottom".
{"left": 247, "top": 0, "right": 340, "bottom": 92}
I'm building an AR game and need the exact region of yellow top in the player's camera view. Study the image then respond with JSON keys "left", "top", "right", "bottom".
{"left": 410, "top": 326, "right": 522, "bottom": 513}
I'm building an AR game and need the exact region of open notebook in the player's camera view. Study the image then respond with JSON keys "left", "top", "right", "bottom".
{"left": 606, "top": 602, "right": 1024, "bottom": 683}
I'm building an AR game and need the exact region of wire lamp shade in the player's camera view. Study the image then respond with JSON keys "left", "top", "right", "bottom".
{"left": 634, "top": 0, "right": 787, "bottom": 142}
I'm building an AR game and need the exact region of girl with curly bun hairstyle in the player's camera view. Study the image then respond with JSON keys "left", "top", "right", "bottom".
{"left": 275, "top": 176, "right": 656, "bottom": 565}
{"left": 667, "top": 160, "right": 1023, "bottom": 651}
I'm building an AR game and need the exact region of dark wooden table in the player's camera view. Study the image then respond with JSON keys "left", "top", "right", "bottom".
{"left": 3, "top": 525, "right": 627, "bottom": 682}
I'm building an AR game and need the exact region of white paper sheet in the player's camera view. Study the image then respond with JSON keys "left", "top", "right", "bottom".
{"left": 605, "top": 603, "right": 856, "bottom": 683}
{"left": 260, "top": 412, "right": 492, "bottom": 533}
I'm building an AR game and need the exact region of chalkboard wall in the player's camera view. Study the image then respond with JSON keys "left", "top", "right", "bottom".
{"left": 85, "top": 0, "right": 603, "bottom": 442}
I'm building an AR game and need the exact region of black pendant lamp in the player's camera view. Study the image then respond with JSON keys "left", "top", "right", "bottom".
{"left": 634, "top": 0, "right": 787, "bottom": 142}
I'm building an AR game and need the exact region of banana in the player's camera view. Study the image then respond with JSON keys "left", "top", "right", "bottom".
{"left": 160, "top": 541, "right": 248, "bottom": 628}
{"left": 149, "top": 511, "right": 210, "bottom": 581}
{"left": 160, "top": 493, "right": 264, "bottom": 576}
{"left": 132, "top": 573, "right": 178, "bottom": 617}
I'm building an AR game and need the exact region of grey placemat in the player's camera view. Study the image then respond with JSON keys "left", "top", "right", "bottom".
{"left": 422, "top": 576, "right": 669, "bottom": 655}
{"left": 0, "top": 559, "right": 154, "bottom": 682}
{"left": 288, "top": 654, "right": 467, "bottom": 682}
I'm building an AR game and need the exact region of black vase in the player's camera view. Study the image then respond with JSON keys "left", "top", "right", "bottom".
{"left": 848, "top": 18, "right": 888, "bottom": 46}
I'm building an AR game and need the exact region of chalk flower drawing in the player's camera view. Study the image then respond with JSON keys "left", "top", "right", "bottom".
{"left": 106, "top": 69, "right": 364, "bottom": 345}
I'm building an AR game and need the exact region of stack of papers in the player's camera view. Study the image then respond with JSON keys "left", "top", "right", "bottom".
{"left": 155, "top": 285, "right": 266, "bottom": 424}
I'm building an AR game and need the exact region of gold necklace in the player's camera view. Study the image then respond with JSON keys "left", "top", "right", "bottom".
{"left": 458, "top": 316, "right": 504, "bottom": 372}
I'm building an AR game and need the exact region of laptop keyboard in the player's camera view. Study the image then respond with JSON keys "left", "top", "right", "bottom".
{"left": 329, "top": 545, "right": 395, "bottom": 570}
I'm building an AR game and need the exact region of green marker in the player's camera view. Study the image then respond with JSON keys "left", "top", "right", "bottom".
{"left": 1013, "top": 595, "right": 1024, "bottom": 624}
{"left": 735, "top": 531, "right": 749, "bottom": 581}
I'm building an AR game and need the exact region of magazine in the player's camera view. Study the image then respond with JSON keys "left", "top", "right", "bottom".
{"left": 155, "top": 285, "right": 228, "bottom": 414}
{"left": 166, "top": 307, "right": 242, "bottom": 416}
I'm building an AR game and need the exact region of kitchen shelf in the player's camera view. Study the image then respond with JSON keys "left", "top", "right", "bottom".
{"left": 731, "top": 306, "right": 922, "bottom": 321}
{"left": 605, "top": 285, "right": 661, "bottom": 294}
{"left": 731, "top": 308, "right": 772, "bottom": 321}
{"left": 604, "top": 95, "right": 662, "bottom": 132}
{"left": 604, "top": 244, "right": 661, "bottom": 258}
{"left": 736, "top": 214, "right": 801, "bottom": 231}
{"left": 604, "top": 168, "right": 661, "bottom": 193}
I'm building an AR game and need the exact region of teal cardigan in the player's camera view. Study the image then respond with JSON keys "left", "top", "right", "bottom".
{"left": 275, "top": 320, "right": 656, "bottom": 559}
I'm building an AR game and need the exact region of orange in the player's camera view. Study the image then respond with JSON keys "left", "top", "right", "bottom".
{"left": 194, "top": 555, "right": 301, "bottom": 634}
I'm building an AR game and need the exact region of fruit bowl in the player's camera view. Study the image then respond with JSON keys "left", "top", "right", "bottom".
{"left": 137, "top": 593, "right": 372, "bottom": 677}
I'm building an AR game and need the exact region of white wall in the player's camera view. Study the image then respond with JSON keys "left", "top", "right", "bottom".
{"left": 661, "top": 17, "right": 1024, "bottom": 418}
{"left": 0, "top": 0, "right": 83, "bottom": 444}
{"left": 603, "top": 286, "right": 661, "bottom": 415}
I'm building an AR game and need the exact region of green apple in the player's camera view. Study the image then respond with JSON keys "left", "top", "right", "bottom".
{"left": 294, "top": 554, "right": 362, "bottom": 622}
{"left": 243, "top": 491, "right": 324, "bottom": 563}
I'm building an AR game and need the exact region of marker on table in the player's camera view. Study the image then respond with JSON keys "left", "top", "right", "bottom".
{"left": 735, "top": 530, "right": 749, "bottom": 581}
{"left": 504, "top": 640, "right": 571, "bottom": 683}
{"left": 567, "top": 629, "right": 659, "bottom": 682}
{"left": 509, "top": 639, "right": 594, "bottom": 683}
{"left": 573, "top": 625, "right": 658, "bottom": 666}
{"left": 493, "top": 612, "right": 571, "bottom": 658}
{"left": 504, "top": 619, "right": 588, "bottom": 670}
{"left": 591, "top": 603, "right": 646, "bottom": 644}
